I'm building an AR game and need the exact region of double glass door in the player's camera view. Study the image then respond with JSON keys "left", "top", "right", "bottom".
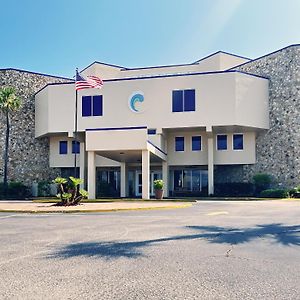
{"left": 136, "top": 171, "right": 162, "bottom": 196}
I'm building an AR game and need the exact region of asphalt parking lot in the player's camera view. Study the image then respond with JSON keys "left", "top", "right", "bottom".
{"left": 0, "top": 200, "right": 299, "bottom": 300}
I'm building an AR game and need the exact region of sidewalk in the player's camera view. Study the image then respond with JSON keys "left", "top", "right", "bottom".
{"left": 0, "top": 201, "right": 192, "bottom": 213}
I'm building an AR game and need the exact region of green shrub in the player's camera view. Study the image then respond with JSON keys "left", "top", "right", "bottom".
{"left": 0, "top": 181, "right": 30, "bottom": 199}
{"left": 288, "top": 186, "right": 300, "bottom": 198}
{"left": 260, "top": 189, "right": 289, "bottom": 198}
{"left": 214, "top": 182, "right": 254, "bottom": 197}
{"left": 253, "top": 173, "right": 272, "bottom": 194}
{"left": 38, "top": 181, "right": 50, "bottom": 197}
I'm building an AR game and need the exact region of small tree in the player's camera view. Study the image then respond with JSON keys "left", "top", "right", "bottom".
{"left": 53, "top": 176, "right": 88, "bottom": 206}
{"left": 0, "top": 87, "right": 21, "bottom": 196}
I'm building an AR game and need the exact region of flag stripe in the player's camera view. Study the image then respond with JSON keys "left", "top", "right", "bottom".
{"left": 75, "top": 70, "right": 103, "bottom": 91}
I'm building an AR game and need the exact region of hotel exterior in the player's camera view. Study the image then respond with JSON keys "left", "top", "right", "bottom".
{"left": 0, "top": 44, "right": 299, "bottom": 198}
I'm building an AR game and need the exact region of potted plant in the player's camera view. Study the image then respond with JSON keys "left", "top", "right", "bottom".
{"left": 153, "top": 179, "right": 164, "bottom": 200}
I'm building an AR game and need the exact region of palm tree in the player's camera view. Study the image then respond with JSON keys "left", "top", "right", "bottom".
{"left": 0, "top": 87, "right": 21, "bottom": 196}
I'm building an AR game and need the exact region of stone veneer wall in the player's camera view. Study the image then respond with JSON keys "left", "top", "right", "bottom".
{"left": 0, "top": 69, "right": 73, "bottom": 185}
{"left": 216, "top": 45, "right": 300, "bottom": 188}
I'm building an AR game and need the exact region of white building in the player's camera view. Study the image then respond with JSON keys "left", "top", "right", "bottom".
{"left": 35, "top": 51, "right": 269, "bottom": 199}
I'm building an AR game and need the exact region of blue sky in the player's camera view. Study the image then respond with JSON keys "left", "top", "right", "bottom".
{"left": 0, "top": 0, "right": 299, "bottom": 78}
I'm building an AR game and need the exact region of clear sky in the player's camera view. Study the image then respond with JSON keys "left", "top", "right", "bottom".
{"left": 0, "top": 0, "right": 299, "bottom": 78}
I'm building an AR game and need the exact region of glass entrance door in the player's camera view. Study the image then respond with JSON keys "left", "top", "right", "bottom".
{"left": 135, "top": 171, "right": 162, "bottom": 197}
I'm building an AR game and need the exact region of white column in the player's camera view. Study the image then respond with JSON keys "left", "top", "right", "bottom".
{"left": 207, "top": 134, "right": 214, "bottom": 195}
{"left": 142, "top": 150, "right": 150, "bottom": 199}
{"left": 120, "top": 162, "right": 127, "bottom": 198}
{"left": 87, "top": 151, "right": 96, "bottom": 199}
{"left": 79, "top": 142, "right": 85, "bottom": 189}
{"left": 162, "top": 161, "right": 169, "bottom": 198}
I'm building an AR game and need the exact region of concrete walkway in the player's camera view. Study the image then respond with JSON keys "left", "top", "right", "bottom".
{"left": 0, "top": 201, "right": 191, "bottom": 213}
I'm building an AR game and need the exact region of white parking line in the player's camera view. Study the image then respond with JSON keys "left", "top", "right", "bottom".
{"left": 0, "top": 214, "right": 19, "bottom": 219}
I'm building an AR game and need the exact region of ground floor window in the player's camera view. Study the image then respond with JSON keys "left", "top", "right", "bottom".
{"left": 171, "top": 168, "right": 208, "bottom": 196}
{"left": 96, "top": 168, "right": 120, "bottom": 197}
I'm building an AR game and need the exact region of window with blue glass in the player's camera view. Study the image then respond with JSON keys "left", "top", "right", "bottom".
{"left": 172, "top": 89, "right": 195, "bottom": 112}
{"left": 233, "top": 134, "right": 243, "bottom": 150}
{"left": 175, "top": 137, "right": 184, "bottom": 151}
{"left": 147, "top": 129, "right": 156, "bottom": 135}
{"left": 192, "top": 136, "right": 201, "bottom": 151}
{"left": 59, "top": 141, "right": 68, "bottom": 154}
{"left": 217, "top": 135, "right": 227, "bottom": 150}
{"left": 72, "top": 141, "right": 80, "bottom": 154}
{"left": 82, "top": 95, "right": 103, "bottom": 117}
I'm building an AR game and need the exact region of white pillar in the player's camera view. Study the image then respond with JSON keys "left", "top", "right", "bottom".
{"left": 142, "top": 150, "right": 150, "bottom": 199}
{"left": 87, "top": 151, "right": 96, "bottom": 199}
{"left": 162, "top": 161, "right": 169, "bottom": 198}
{"left": 120, "top": 162, "right": 127, "bottom": 198}
{"left": 207, "top": 135, "right": 214, "bottom": 195}
{"left": 80, "top": 142, "right": 85, "bottom": 189}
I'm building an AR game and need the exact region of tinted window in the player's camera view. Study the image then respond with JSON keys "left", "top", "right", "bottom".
{"left": 175, "top": 137, "right": 184, "bottom": 151}
{"left": 72, "top": 141, "right": 80, "bottom": 154}
{"left": 82, "top": 96, "right": 92, "bottom": 117}
{"left": 93, "top": 95, "right": 103, "bottom": 116}
{"left": 233, "top": 134, "right": 243, "bottom": 150}
{"left": 59, "top": 141, "right": 68, "bottom": 154}
{"left": 172, "top": 90, "right": 183, "bottom": 112}
{"left": 147, "top": 129, "right": 156, "bottom": 135}
{"left": 184, "top": 89, "right": 195, "bottom": 111}
{"left": 192, "top": 136, "right": 201, "bottom": 151}
{"left": 217, "top": 135, "right": 227, "bottom": 150}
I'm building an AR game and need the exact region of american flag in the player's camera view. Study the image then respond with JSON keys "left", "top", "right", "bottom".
{"left": 75, "top": 69, "right": 103, "bottom": 91}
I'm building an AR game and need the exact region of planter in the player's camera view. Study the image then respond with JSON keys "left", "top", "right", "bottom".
{"left": 154, "top": 189, "right": 164, "bottom": 200}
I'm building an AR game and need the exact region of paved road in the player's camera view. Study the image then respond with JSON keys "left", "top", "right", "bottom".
{"left": 0, "top": 200, "right": 299, "bottom": 299}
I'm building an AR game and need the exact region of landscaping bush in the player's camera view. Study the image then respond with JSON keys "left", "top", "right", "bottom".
{"left": 253, "top": 173, "right": 272, "bottom": 195}
{"left": 288, "top": 186, "right": 300, "bottom": 198}
{"left": 259, "top": 189, "right": 289, "bottom": 198}
{"left": 0, "top": 181, "right": 30, "bottom": 199}
{"left": 214, "top": 182, "right": 255, "bottom": 197}
{"left": 38, "top": 181, "right": 50, "bottom": 197}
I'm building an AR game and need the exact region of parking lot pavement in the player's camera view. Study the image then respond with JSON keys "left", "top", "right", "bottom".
{"left": 0, "top": 200, "right": 299, "bottom": 299}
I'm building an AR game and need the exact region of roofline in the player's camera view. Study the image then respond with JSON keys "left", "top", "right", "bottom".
{"left": 0, "top": 67, "right": 73, "bottom": 80}
{"left": 228, "top": 43, "right": 300, "bottom": 70}
{"left": 104, "top": 69, "right": 269, "bottom": 83}
{"left": 34, "top": 81, "right": 74, "bottom": 96}
{"left": 120, "top": 62, "right": 196, "bottom": 71}
{"left": 35, "top": 69, "right": 268, "bottom": 97}
{"left": 79, "top": 61, "right": 124, "bottom": 73}
{"left": 193, "top": 51, "right": 251, "bottom": 64}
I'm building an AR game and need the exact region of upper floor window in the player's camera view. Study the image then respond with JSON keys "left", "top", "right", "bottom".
{"left": 147, "top": 129, "right": 156, "bottom": 135}
{"left": 175, "top": 137, "right": 184, "bottom": 151}
{"left": 82, "top": 95, "right": 103, "bottom": 117}
{"left": 217, "top": 135, "right": 227, "bottom": 150}
{"left": 59, "top": 141, "right": 68, "bottom": 154}
{"left": 72, "top": 141, "right": 80, "bottom": 154}
{"left": 192, "top": 136, "right": 201, "bottom": 151}
{"left": 172, "top": 89, "right": 195, "bottom": 112}
{"left": 233, "top": 134, "right": 243, "bottom": 150}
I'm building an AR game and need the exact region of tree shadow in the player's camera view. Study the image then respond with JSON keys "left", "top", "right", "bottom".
{"left": 49, "top": 223, "right": 300, "bottom": 260}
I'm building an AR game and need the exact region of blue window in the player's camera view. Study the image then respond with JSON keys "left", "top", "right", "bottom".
{"left": 175, "top": 137, "right": 184, "bottom": 151}
{"left": 184, "top": 90, "right": 195, "bottom": 111}
{"left": 147, "top": 129, "right": 156, "bottom": 135}
{"left": 233, "top": 134, "right": 243, "bottom": 150}
{"left": 82, "top": 95, "right": 103, "bottom": 117}
{"left": 172, "top": 90, "right": 183, "bottom": 112}
{"left": 217, "top": 135, "right": 227, "bottom": 150}
{"left": 59, "top": 141, "right": 68, "bottom": 154}
{"left": 72, "top": 141, "right": 80, "bottom": 154}
{"left": 82, "top": 96, "right": 92, "bottom": 116}
{"left": 192, "top": 136, "right": 201, "bottom": 151}
{"left": 172, "top": 89, "right": 195, "bottom": 112}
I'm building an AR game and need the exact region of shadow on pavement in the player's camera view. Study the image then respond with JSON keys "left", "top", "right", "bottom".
{"left": 49, "top": 223, "right": 300, "bottom": 260}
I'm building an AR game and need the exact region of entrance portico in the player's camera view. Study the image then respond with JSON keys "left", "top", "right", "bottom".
{"left": 86, "top": 126, "right": 167, "bottom": 199}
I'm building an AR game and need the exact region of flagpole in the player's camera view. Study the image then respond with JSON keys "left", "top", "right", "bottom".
{"left": 74, "top": 68, "right": 78, "bottom": 177}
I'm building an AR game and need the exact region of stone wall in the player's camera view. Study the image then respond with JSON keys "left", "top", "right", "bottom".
{"left": 215, "top": 45, "right": 300, "bottom": 188}
{"left": 0, "top": 69, "right": 73, "bottom": 185}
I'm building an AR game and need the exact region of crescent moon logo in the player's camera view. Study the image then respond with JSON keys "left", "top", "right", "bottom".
{"left": 129, "top": 92, "right": 144, "bottom": 113}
